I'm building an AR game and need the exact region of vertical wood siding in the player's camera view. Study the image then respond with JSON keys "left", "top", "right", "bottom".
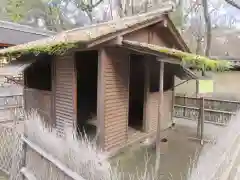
{"left": 146, "top": 90, "right": 173, "bottom": 131}
{"left": 54, "top": 53, "right": 76, "bottom": 136}
{"left": 102, "top": 48, "right": 129, "bottom": 151}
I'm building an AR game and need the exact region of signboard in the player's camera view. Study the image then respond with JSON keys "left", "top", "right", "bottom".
{"left": 198, "top": 79, "right": 214, "bottom": 94}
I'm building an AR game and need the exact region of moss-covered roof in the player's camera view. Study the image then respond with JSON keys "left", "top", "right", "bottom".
{"left": 0, "top": 4, "right": 230, "bottom": 72}
{"left": 0, "top": 5, "right": 173, "bottom": 58}
{"left": 122, "top": 40, "right": 232, "bottom": 71}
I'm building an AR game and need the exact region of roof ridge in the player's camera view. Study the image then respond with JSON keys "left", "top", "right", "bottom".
{"left": 65, "top": 4, "right": 173, "bottom": 33}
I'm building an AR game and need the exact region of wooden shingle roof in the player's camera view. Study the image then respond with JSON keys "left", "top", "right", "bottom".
{"left": 0, "top": 5, "right": 173, "bottom": 57}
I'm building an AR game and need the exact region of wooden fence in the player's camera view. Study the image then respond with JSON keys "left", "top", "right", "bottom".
{"left": 0, "top": 95, "right": 23, "bottom": 124}
{"left": 173, "top": 95, "right": 240, "bottom": 125}
{"left": 20, "top": 136, "right": 85, "bottom": 180}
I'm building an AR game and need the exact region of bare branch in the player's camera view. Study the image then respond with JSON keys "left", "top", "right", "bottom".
{"left": 225, "top": 0, "right": 240, "bottom": 10}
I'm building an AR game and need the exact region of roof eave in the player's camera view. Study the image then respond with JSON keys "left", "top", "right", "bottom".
{"left": 164, "top": 15, "right": 190, "bottom": 53}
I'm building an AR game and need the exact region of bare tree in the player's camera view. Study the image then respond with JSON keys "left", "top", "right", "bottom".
{"left": 74, "top": 0, "right": 104, "bottom": 21}
{"left": 200, "top": 0, "right": 212, "bottom": 76}
{"left": 225, "top": 0, "right": 240, "bottom": 9}
{"left": 181, "top": 0, "right": 237, "bottom": 56}
{"left": 201, "top": 0, "right": 212, "bottom": 57}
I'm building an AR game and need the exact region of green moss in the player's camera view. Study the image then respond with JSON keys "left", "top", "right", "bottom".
{"left": 1, "top": 42, "right": 78, "bottom": 58}
{"left": 156, "top": 46, "right": 232, "bottom": 71}
{"left": 0, "top": 39, "right": 233, "bottom": 72}
{"left": 133, "top": 42, "right": 232, "bottom": 71}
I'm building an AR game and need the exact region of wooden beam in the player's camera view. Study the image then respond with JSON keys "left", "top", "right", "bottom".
{"left": 143, "top": 59, "right": 150, "bottom": 132}
{"left": 200, "top": 97, "right": 205, "bottom": 145}
{"left": 73, "top": 55, "right": 77, "bottom": 132}
{"left": 51, "top": 58, "right": 56, "bottom": 127}
{"left": 22, "top": 136, "right": 85, "bottom": 180}
{"left": 21, "top": 167, "right": 37, "bottom": 180}
{"left": 171, "top": 75, "right": 175, "bottom": 125}
{"left": 97, "top": 49, "right": 106, "bottom": 149}
{"left": 155, "top": 60, "right": 164, "bottom": 174}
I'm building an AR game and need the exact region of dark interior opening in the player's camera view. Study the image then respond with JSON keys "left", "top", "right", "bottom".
{"left": 75, "top": 51, "right": 98, "bottom": 139}
{"left": 149, "top": 61, "right": 174, "bottom": 92}
{"left": 128, "top": 54, "right": 145, "bottom": 131}
{"left": 24, "top": 55, "right": 52, "bottom": 91}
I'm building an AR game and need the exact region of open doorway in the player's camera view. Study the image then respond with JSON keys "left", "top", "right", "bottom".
{"left": 128, "top": 54, "right": 145, "bottom": 132}
{"left": 75, "top": 51, "right": 98, "bottom": 139}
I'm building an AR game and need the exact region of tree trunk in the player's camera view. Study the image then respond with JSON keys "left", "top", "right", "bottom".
{"left": 195, "top": 37, "right": 202, "bottom": 55}
{"left": 201, "top": 0, "right": 212, "bottom": 76}
{"left": 202, "top": 0, "right": 211, "bottom": 57}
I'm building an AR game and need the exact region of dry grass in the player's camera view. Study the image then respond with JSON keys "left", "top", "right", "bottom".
{"left": 24, "top": 110, "right": 160, "bottom": 180}
{"left": 4, "top": 109, "right": 240, "bottom": 180}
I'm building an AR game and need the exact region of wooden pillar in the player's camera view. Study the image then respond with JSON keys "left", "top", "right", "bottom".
{"left": 200, "top": 97, "right": 205, "bottom": 145}
{"left": 51, "top": 57, "right": 56, "bottom": 127}
{"left": 97, "top": 49, "right": 105, "bottom": 149}
{"left": 155, "top": 60, "right": 164, "bottom": 174}
{"left": 196, "top": 79, "right": 199, "bottom": 97}
{"left": 143, "top": 60, "right": 150, "bottom": 132}
{"left": 171, "top": 75, "right": 175, "bottom": 124}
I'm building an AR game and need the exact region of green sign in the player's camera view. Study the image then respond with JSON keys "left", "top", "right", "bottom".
{"left": 199, "top": 79, "right": 214, "bottom": 94}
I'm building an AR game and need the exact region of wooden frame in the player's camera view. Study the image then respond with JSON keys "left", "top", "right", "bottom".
{"left": 73, "top": 52, "right": 78, "bottom": 133}
{"left": 21, "top": 136, "right": 85, "bottom": 180}
{"left": 127, "top": 53, "right": 148, "bottom": 133}
{"left": 155, "top": 60, "right": 164, "bottom": 173}
{"left": 171, "top": 75, "right": 175, "bottom": 124}
{"left": 143, "top": 59, "right": 150, "bottom": 132}
{"left": 126, "top": 53, "right": 131, "bottom": 138}
{"left": 97, "top": 49, "right": 106, "bottom": 149}
{"left": 51, "top": 57, "right": 56, "bottom": 127}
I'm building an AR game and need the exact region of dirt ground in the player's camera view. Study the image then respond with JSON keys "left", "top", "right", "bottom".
{"left": 110, "top": 118, "right": 224, "bottom": 180}
{"left": 0, "top": 171, "right": 7, "bottom": 180}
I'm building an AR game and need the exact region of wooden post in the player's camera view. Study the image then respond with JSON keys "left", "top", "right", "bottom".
{"left": 97, "top": 49, "right": 106, "bottom": 150}
{"left": 155, "top": 60, "right": 164, "bottom": 176}
{"left": 200, "top": 96, "right": 205, "bottom": 145}
{"left": 196, "top": 79, "right": 199, "bottom": 97}
{"left": 171, "top": 75, "right": 175, "bottom": 125}
{"left": 143, "top": 60, "right": 150, "bottom": 132}
{"left": 184, "top": 94, "right": 187, "bottom": 117}
{"left": 197, "top": 97, "right": 201, "bottom": 137}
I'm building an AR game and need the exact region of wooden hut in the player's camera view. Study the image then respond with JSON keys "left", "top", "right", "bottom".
{"left": 0, "top": 6, "right": 198, "bottom": 152}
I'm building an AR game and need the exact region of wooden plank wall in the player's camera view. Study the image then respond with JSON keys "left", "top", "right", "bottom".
{"left": 54, "top": 53, "right": 76, "bottom": 136}
{"left": 101, "top": 48, "right": 130, "bottom": 151}
{"left": 146, "top": 90, "right": 173, "bottom": 131}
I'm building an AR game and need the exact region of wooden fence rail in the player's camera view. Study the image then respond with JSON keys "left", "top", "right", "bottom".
{"left": 173, "top": 95, "right": 239, "bottom": 125}
{"left": 21, "top": 136, "right": 85, "bottom": 180}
